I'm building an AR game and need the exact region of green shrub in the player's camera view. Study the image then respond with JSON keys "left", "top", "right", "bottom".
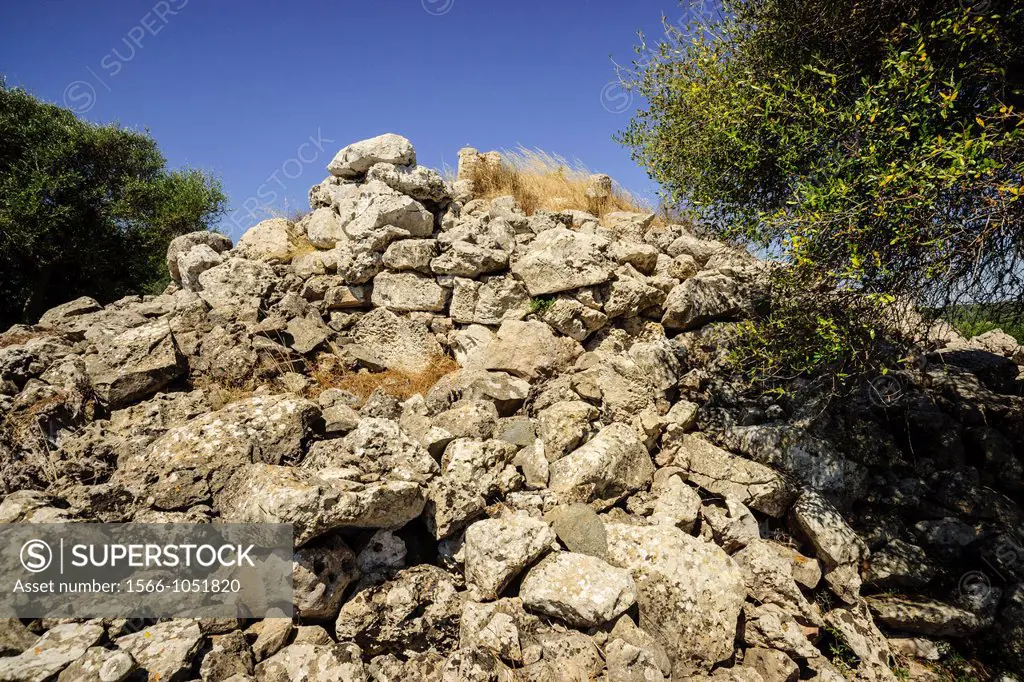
{"left": 0, "top": 81, "right": 226, "bottom": 327}
{"left": 619, "top": 0, "right": 1024, "bottom": 382}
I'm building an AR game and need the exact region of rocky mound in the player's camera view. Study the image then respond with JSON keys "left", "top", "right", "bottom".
{"left": 1, "top": 133, "right": 1023, "bottom": 681}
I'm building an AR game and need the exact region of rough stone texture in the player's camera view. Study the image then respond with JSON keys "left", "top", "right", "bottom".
{"left": 115, "top": 621, "right": 204, "bottom": 682}
{"left": 382, "top": 238, "right": 438, "bottom": 273}
{"left": 546, "top": 504, "right": 609, "bottom": 559}
{"left": 294, "top": 536, "right": 359, "bottom": 620}
{"left": 335, "top": 565, "right": 462, "bottom": 656}
{"left": 0, "top": 624, "right": 104, "bottom": 682}
{"left": 166, "top": 231, "right": 233, "bottom": 284}
{"left": 85, "top": 320, "right": 185, "bottom": 408}
{"left": 866, "top": 595, "right": 984, "bottom": 637}
{"left": 178, "top": 243, "right": 225, "bottom": 292}
{"left": 520, "top": 552, "right": 637, "bottom": 627}
{"left": 254, "top": 642, "right": 366, "bottom": 682}
{"left": 371, "top": 271, "right": 450, "bottom": 313}
{"left": 349, "top": 307, "right": 445, "bottom": 374}
{"left": 219, "top": 463, "right": 427, "bottom": 546}
{"left": 662, "top": 272, "right": 748, "bottom": 330}
{"left": 669, "top": 434, "right": 794, "bottom": 517}
{"left": 367, "top": 162, "right": 450, "bottom": 204}
{"left": 118, "top": 394, "right": 320, "bottom": 503}
{"left": 548, "top": 423, "right": 655, "bottom": 503}
{"left": 511, "top": 227, "right": 613, "bottom": 295}
{"left": 305, "top": 207, "right": 347, "bottom": 249}
{"left": 790, "top": 490, "right": 868, "bottom": 602}
{"left": 466, "top": 319, "right": 583, "bottom": 380}
{"left": 197, "top": 257, "right": 278, "bottom": 317}
{"left": 328, "top": 133, "right": 416, "bottom": 178}
{"left": 449, "top": 276, "right": 531, "bottom": 326}
{"left": 464, "top": 513, "right": 556, "bottom": 600}
{"left": 604, "top": 523, "right": 747, "bottom": 677}
{"left": 56, "top": 647, "right": 135, "bottom": 682}
{"left": 236, "top": 218, "right": 301, "bottom": 262}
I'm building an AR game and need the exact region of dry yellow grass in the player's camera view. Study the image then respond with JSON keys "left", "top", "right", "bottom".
{"left": 463, "top": 147, "right": 650, "bottom": 218}
{"left": 309, "top": 354, "right": 460, "bottom": 404}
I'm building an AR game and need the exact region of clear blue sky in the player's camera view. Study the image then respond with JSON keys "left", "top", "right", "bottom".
{"left": 1, "top": 0, "right": 685, "bottom": 239}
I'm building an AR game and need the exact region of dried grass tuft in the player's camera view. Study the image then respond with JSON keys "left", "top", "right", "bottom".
{"left": 464, "top": 147, "right": 650, "bottom": 217}
{"left": 309, "top": 354, "right": 460, "bottom": 404}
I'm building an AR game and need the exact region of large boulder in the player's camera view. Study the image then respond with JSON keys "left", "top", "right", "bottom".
{"left": 348, "top": 307, "right": 445, "bottom": 374}
{"left": 328, "top": 133, "right": 416, "bottom": 178}
{"left": 197, "top": 257, "right": 279, "bottom": 319}
{"left": 519, "top": 552, "right": 636, "bottom": 627}
{"left": 662, "top": 271, "right": 749, "bottom": 330}
{"left": 511, "top": 227, "right": 613, "bottom": 295}
{"left": 604, "top": 523, "right": 747, "bottom": 676}
{"left": 235, "top": 218, "right": 303, "bottom": 262}
{"left": 117, "top": 394, "right": 321, "bottom": 505}
{"left": 465, "top": 319, "right": 582, "bottom": 380}
{"left": 667, "top": 435, "right": 794, "bottom": 517}
{"left": 85, "top": 320, "right": 185, "bottom": 408}
{"left": 166, "top": 231, "right": 232, "bottom": 285}
{"left": 219, "top": 463, "right": 428, "bottom": 546}
{"left": 463, "top": 513, "right": 556, "bottom": 600}
{"left": 371, "top": 271, "right": 450, "bottom": 313}
{"left": 547, "top": 423, "right": 654, "bottom": 503}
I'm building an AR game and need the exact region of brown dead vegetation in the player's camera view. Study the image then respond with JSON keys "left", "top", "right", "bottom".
{"left": 308, "top": 354, "right": 460, "bottom": 404}
{"left": 464, "top": 147, "right": 650, "bottom": 218}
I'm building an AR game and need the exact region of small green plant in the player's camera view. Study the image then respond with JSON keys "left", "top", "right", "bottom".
{"left": 529, "top": 296, "right": 556, "bottom": 315}
{"left": 893, "top": 666, "right": 911, "bottom": 681}
{"left": 823, "top": 626, "right": 859, "bottom": 678}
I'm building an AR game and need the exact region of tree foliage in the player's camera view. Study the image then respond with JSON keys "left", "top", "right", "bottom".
{"left": 620, "top": 0, "right": 1024, "bottom": 382}
{"left": 0, "top": 82, "right": 226, "bottom": 328}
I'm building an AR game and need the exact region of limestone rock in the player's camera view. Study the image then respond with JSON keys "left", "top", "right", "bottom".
{"left": 254, "top": 642, "right": 366, "bottom": 682}
{"left": 349, "top": 307, "right": 445, "bottom": 374}
{"left": 335, "top": 565, "right": 462, "bottom": 656}
{"left": 548, "top": 423, "right": 655, "bottom": 504}
{"left": 236, "top": 218, "right": 302, "bottom": 262}
{"left": 520, "top": 552, "right": 636, "bottom": 627}
{"left": 219, "top": 463, "right": 427, "bottom": 546}
{"left": 382, "top": 238, "right": 438, "bottom": 273}
{"left": 464, "top": 513, "right": 556, "bottom": 600}
{"left": 0, "top": 623, "right": 104, "bottom": 682}
{"left": 466, "top": 319, "right": 583, "bottom": 380}
{"left": 167, "top": 231, "right": 233, "bottom": 284}
{"left": 669, "top": 434, "right": 793, "bottom": 517}
{"left": 662, "top": 272, "right": 748, "bottom": 330}
{"left": 371, "top": 271, "right": 450, "bottom": 313}
{"left": 328, "top": 133, "right": 416, "bottom": 178}
{"left": 367, "top": 162, "right": 450, "bottom": 204}
{"left": 866, "top": 595, "right": 984, "bottom": 637}
{"left": 294, "top": 536, "right": 359, "bottom": 620}
{"left": 85, "top": 320, "right": 184, "bottom": 408}
{"left": 115, "top": 621, "right": 204, "bottom": 682}
{"left": 198, "top": 257, "right": 278, "bottom": 318}
{"left": 511, "top": 227, "right": 613, "bottom": 296}
{"left": 604, "top": 523, "right": 746, "bottom": 676}
{"left": 56, "top": 647, "right": 135, "bottom": 682}
{"left": 790, "top": 490, "right": 868, "bottom": 602}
